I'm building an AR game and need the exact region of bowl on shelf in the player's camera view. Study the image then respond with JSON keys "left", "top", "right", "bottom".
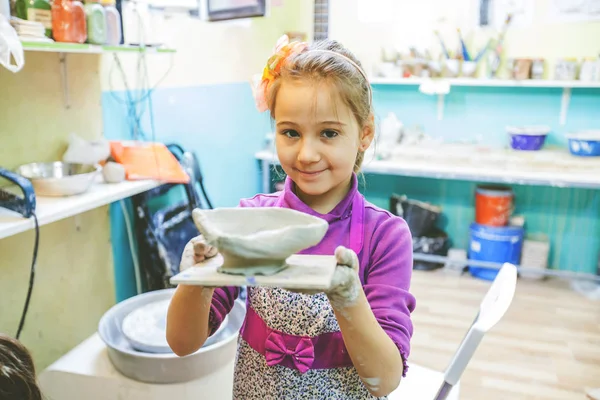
{"left": 15, "top": 162, "right": 101, "bottom": 197}
{"left": 566, "top": 131, "right": 600, "bottom": 157}
{"left": 506, "top": 125, "right": 550, "bottom": 151}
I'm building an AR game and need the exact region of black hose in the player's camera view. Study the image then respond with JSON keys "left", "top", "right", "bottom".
{"left": 16, "top": 212, "right": 39, "bottom": 340}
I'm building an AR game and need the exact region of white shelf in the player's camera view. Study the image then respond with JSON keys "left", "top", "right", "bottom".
{"left": 0, "top": 178, "right": 161, "bottom": 240}
{"left": 255, "top": 149, "right": 600, "bottom": 190}
{"left": 369, "top": 77, "right": 600, "bottom": 89}
{"left": 21, "top": 41, "right": 176, "bottom": 54}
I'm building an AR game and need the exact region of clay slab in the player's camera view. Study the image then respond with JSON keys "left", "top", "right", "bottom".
{"left": 170, "top": 254, "right": 337, "bottom": 291}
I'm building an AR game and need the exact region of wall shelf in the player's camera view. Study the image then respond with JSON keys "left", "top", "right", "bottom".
{"left": 255, "top": 149, "right": 600, "bottom": 192}
{"left": 369, "top": 77, "right": 600, "bottom": 126}
{"left": 369, "top": 77, "right": 600, "bottom": 89}
{"left": 0, "top": 178, "right": 160, "bottom": 240}
{"left": 21, "top": 41, "right": 176, "bottom": 54}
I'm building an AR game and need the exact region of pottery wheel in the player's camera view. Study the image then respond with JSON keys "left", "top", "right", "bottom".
{"left": 121, "top": 298, "right": 230, "bottom": 353}
{"left": 122, "top": 299, "right": 172, "bottom": 354}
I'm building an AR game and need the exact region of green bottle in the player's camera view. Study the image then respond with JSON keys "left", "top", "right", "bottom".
{"left": 15, "top": 0, "right": 52, "bottom": 38}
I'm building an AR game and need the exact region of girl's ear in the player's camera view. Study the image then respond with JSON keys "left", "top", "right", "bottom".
{"left": 359, "top": 114, "right": 375, "bottom": 151}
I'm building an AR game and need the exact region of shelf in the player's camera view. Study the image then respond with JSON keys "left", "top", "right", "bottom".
{"left": 369, "top": 77, "right": 600, "bottom": 89}
{"left": 369, "top": 77, "right": 600, "bottom": 125}
{"left": 255, "top": 149, "right": 600, "bottom": 190}
{"left": 21, "top": 41, "right": 176, "bottom": 54}
{"left": 0, "top": 178, "right": 161, "bottom": 240}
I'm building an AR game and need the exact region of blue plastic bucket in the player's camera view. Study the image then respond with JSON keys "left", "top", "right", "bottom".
{"left": 469, "top": 223, "right": 524, "bottom": 281}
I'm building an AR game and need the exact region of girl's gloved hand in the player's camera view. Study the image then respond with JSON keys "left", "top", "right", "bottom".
{"left": 179, "top": 236, "right": 219, "bottom": 272}
{"left": 289, "top": 246, "right": 361, "bottom": 310}
{"left": 326, "top": 246, "right": 362, "bottom": 310}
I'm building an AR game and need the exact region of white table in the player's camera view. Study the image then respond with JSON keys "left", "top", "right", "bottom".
{"left": 0, "top": 177, "right": 161, "bottom": 239}
{"left": 40, "top": 333, "right": 459, "bottom": 400}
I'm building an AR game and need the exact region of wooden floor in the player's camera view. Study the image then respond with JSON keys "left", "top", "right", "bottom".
{"left": 409, "top": 270, "right": 600, "bottom": 400}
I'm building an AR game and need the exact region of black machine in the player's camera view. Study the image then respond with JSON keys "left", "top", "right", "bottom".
{"left": 0, "top": 167, "right": 39, "bottom": 340}
{"left": 0, "top": 167, "right": 36, "bottom": 218}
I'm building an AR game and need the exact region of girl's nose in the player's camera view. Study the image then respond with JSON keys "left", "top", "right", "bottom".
{"left": 297, "top": 139, "right": 320, "bottom": 164}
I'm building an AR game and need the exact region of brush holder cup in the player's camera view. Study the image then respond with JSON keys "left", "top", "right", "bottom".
{"left": 192, "top": 207, "right": 328, "bottom": 275}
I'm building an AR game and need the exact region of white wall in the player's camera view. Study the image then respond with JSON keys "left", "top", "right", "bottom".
{"left": 329, "top": 0, "right": 600, "bottom": 78}
{"left": 102, "top": 0, "right": 314, "bottom": 91}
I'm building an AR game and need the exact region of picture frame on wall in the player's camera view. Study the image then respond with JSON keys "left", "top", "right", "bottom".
{"left": 206, "top": 0, "right": 266, "bottom": 21}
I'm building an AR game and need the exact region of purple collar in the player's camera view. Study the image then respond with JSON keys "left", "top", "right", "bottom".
{"left": 279, "top": 174, "right": 358, "bottom": 223}
{"left": 275, "top": 174, "right": 364, "bottom": 256}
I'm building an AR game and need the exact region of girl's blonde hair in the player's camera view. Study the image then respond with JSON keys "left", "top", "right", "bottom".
{"left": 265, "top": 39, "right": 373, "bottom": 173}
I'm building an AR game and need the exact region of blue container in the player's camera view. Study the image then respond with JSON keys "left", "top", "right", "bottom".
{"left": 507, "top": 125, "right": 550, "bottom": 151}
{"left": 469, "top": 223, "right": 524, "bottom": 281}
{"left": 567, "top": 131, "right": 600, "bottom": 157}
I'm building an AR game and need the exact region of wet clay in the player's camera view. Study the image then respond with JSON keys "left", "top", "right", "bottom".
{"left": 192, "top": 207, "right": 328, "bottom": 276}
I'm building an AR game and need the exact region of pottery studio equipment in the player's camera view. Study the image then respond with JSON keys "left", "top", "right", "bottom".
{"left": 170, "top": 207, "right": 338, "bottom": 291}
{"left": 0, "top": 167, "right": 39, "bottom": 340}
{"left": 39, "top": 289, "right": 247, "bottom": 400}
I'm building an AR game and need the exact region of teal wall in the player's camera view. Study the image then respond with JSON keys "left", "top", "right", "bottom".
{"left": 368, "top": 84, "right": 600, "bottom": 274}
{"left": 362, "top": 174, "right": 600, "bottom": 274}
{"left": 103, "top": 82, "right": 600, "bottom": 300}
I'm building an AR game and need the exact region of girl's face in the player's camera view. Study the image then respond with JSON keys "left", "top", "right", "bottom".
{"left": 274, "top": 80, "right": 373, "bottom": 209}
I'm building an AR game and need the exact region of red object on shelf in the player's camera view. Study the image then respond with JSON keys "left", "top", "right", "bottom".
{"left": 475, "top": 185, "right": 514, "bottom": 226}
{"left": 52, "top": 0, "right": 87, "bottom": 44}
{"left": 109, "top": 141, "right": 190, "bottom": 184}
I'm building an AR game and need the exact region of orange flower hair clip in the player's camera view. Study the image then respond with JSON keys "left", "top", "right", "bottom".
{"left": 253, "top": 35, "right": 308, "bottom": 112}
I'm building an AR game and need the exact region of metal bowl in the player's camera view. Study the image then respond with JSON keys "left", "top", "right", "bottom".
{"left": 98, "top": 288, "right": 246, "bottom": 384}
{"left": 15, "top": 162, "right": 100, "bottom": 197}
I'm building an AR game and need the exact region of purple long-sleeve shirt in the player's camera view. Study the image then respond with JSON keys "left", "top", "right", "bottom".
{"left": 208, "top": 174, "right": 416, "bottom": 399}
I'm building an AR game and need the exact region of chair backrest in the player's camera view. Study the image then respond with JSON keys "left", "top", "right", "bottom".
{"left": 434, "top": 263, "right": 518, "bottom": 400}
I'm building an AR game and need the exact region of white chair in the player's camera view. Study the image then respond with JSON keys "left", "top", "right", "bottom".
{"left": 390, "top": 263, "right": 518, "bottom": 400}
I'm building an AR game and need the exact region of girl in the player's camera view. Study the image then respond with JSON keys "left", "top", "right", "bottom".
{"left": 167, "top": 36, "right": 416, "bottom": 399}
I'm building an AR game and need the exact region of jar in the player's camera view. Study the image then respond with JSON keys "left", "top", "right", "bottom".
{"left": 84, "top": 1, "right": 106, "bottom": 44}
{"left": 51, "top": 0, "right": 87, "bottom": 43}
{"left": 15, "top": 0, "right": 52, "bottom": 37}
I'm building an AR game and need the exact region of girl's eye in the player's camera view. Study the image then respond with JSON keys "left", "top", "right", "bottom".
{"left": 282, "top": 129, "right": 300, "bottom": 138}
{"left": 322, "top": 130, "right": 339, "bottom": 139}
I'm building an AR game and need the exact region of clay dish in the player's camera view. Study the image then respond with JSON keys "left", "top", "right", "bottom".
{"left": 192, "top": 207, "right": 328, "bottom": 275}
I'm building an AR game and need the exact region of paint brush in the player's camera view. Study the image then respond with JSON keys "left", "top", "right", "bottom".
{"left": 496, "top": 13, "right": 513, "bottom": 50}
{"left": 434, "top": 30, "right": 450, "bottom": 59}
{"left": 474, "top": 38, "right": 492, "bottom": 62}
{"left": 457, "top": 28, "right": 471, "bottom": 61}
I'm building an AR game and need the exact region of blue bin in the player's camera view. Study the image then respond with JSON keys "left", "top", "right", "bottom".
{"left": 468, "top": 223, "right": 524, "bottom": 281}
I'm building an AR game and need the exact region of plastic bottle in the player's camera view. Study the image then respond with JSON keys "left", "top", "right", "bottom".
{"left": 15, "top": 0, "right": 52, "bottom": 37}
{"left": 84, "top": 0, "right": 106, "bottom": 45}
{"left": 101, "top": 0, "right": 121, "bottom": 45}
{"left": 51, "top": 0, "right": 87, "bottom": 43}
